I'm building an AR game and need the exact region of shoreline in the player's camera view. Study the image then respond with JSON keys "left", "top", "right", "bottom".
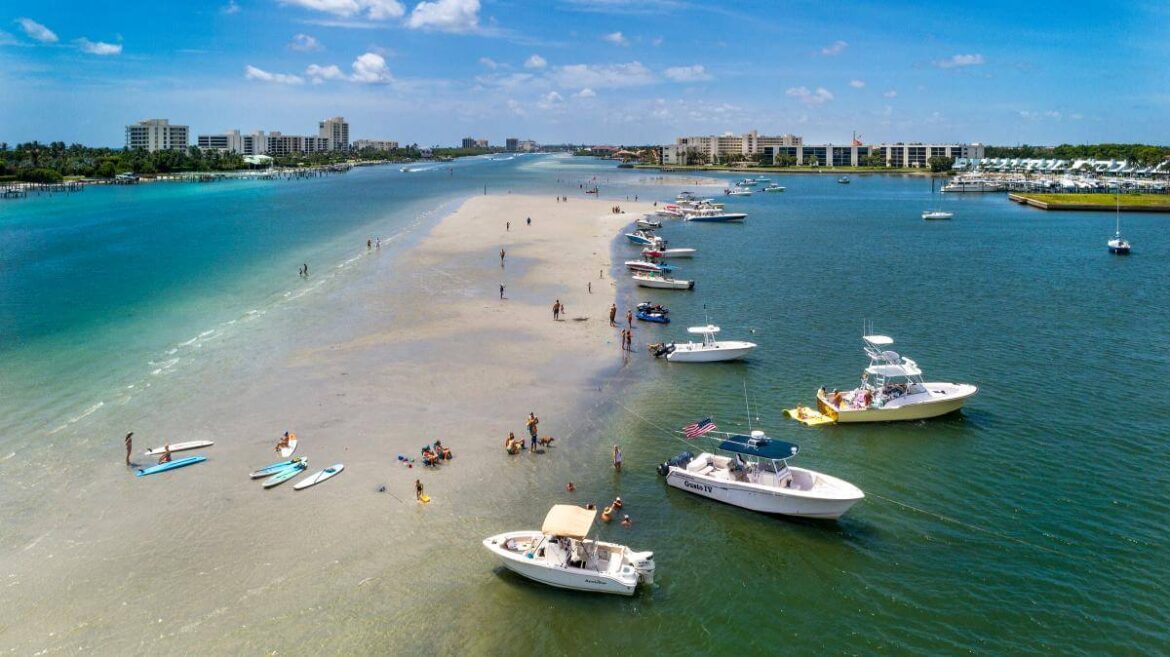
{"left": 0, "top": 192, "right": 659, "bottom": 655}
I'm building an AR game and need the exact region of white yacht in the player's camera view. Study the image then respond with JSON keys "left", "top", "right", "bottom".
{"left": 653, "top": 324, "right": 755, "bottom": 362}
{"left": 658, "top": 431, "right": 864, "bottom": 520}
{"left": 636, "top": 217, "right": 663, "bottom": 229}
{"left": 922, "top": 210, "right": 954, "bottom": 220}
{"left": 942, "top": 177, "right": 1003, "bottom": 193}
{"left": 685, "top": 208, "right": 747, "bottom": 222}
{"left": 632, "top": 272, "right": 694, "bottom": 290}
{"left": 815, "top": 334, "right": 978, "bottom": 422}
{"left": 482, "top": 505, "right": 655, "bottom": 596}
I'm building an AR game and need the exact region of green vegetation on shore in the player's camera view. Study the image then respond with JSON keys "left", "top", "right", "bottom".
{"left": 0, "top": 141, "right": 494, "bottom": 182}
{"left": 1014, "top": 193, "right": 1170, "bottom": 208}
{"left": 985, "top": 143, "right": 1170, "bottom": 164}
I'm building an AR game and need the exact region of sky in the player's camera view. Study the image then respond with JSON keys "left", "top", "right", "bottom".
{"left": 1, "top": 0, "right": 1168, "bottom": 148}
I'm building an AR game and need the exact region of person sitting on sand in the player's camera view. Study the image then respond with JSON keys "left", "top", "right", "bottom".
{"left": 275, "top": 431, "right": 292, "bottom": 452}
{"left": 157, "top": 446, "right": 172, "bottom": 465}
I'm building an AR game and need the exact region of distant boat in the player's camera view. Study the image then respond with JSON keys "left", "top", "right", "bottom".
{"left": 653, "top": 324, "right": 756, "bottom": 362}
{"left": 1108, "top": 196, "right": 1131, "bottom": 254}
{"left": 763, "top": 184, "right": 785, "bottom": 192}
{"left": 685, "top": 208, "right": 746, "bottom": 223}
{"left": 632, "top": 272, "right": 694, "bottom": 290}
{"left": 837, "top": 176, "right": 851, "bottom": 184}
{"left": 922, "top": 210, "right": 954, "bottom": 220}
{"left": 635, "top": 217, "right": 662, "bottom": 229}
{"left": 724, "top": 189, "right": 751, "bottom": 197}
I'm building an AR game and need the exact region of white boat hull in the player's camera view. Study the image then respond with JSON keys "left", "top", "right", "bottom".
{"left": 633, "top": 275, "right": 694, "bottom": 290}
{"left": 666, "top": 340, "right": 756, "bottom": 362}
{"left": 818, "top": 383, "right": 977, "bottom": 423}
{"left": 666, "top": 466, "right": 861, "bottom": 520}
{"left": 661, "top": 248, "right": 695, "bottom": 258}
{"left": 482, "top": 531, "right": 653, "bottom": 596}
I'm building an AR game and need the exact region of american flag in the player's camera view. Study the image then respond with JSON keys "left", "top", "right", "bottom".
{"left": 682, "top": 417, "right": 717, "bottom": 439}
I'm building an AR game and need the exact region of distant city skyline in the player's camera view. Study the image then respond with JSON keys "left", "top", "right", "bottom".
{"left": 1, "top": 0, "right": 1167, "bottom": 147}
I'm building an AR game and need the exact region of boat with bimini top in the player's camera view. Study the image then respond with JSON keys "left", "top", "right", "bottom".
{"left": 814, "top": 333, "right": 977, "bottom": 422}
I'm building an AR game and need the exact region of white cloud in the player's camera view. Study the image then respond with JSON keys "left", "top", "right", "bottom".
{"left": 350, "top": 52, "right": 392, "bottom": 82}
{"left": 478, "top": 56, "right": 498, "bottom": 69}
{"left": 76, "top": 38, "right": 122, "bottom": 55}
{"left": 849, "top": 79, "right": 865, "bottom": 88}
{"left": 279, "top": 0, "right": 405, "bottom": 20}
{"left": 553, "top": 61, "right": 653, "bottom": 89}
{"left": 406, "top": 0, "right": 480, "bottom": 33}
{"left": 306, "top": 63, "right": 345, "bottom": 82}
{"left": 0, "top": 30, "right": 17, "bottom": 46}
{"left": 289, "top": 33, "right": 323, "bottom": 51}
{"left": 222, "top": 0, "right": 241, "bottom": 14}
{"left": 603, "top": 31, "right": 628, "bottom": 46}
{"left": 820, "top": 40, "right": 847, "bottom": 55}
{"left": 506, "top": 98, "right": 526, "bottom": 117}
{"left": 245, "top": 65, "right": 304, "bottom": 84}
{"left": 935, "top": 53, "right": 984, "bottom": 68}
{"left": 785, "top": 86, "right": 834, "bottom": 105}
{"left": 882, "top": 89, "right": 897, "bottom": 98}
{"left": 16, "top": 18, "right": 58, "bottom": 43}
{"left": 663, "top": 64, "right": 712, "bottom": 82}
{"left": 576, "top": 88, "right": 596, "bottom": 98}
{"left": 524, "top": 54, "right": 547, "bottom": 69}
{"left": 538, "top": 91, "right": 565, "bottom": 110}
{"left": 474, "top": 72, "right": 534, "bottom": 90}
{"left": 652, "top": 36, "right": 663, "bottom": 46}
{"left": 1018, "top": 110, "right": 1063, "bottom": 121}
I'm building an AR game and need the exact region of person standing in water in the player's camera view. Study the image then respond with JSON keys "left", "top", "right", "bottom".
{"left": 499, "top": 283, "right": 505, "bottom": 299}
{"left": 124, "top": 432, "right": 133, "bottom": 466}
{"left": 500, "top": 249, "right": 506, "bottom": 267}
{"left": 613, "top": 444, "right": 623, "bottom": 472}
{"left": 609, "top": 304, "right": 617, "bottom": 327}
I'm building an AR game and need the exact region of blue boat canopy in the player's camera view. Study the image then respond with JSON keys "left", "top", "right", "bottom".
{"left": 717, "top": 432, "right": 799, "bottom": 460}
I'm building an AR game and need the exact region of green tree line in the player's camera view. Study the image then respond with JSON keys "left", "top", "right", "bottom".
{"left": 983, "top": 143, "right": 1170, "bottom": 165}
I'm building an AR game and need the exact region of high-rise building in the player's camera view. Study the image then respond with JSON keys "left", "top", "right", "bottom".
{"left": 197, "top": 130, "right": 269, "bottom": 155}
{"left": 505, "top": 138, "right": 519, "bottom": 152}
{"left": 126, "top": 119, "right": 189, "bottom": 152}
{"left": 318, "top": 116, "right": 350, "bottom": 150}
{"left": 461, "top": 137, "right": 477, "bottom": 149}
{"left": 475, "top": 139, "right": 489, "bottom": 149}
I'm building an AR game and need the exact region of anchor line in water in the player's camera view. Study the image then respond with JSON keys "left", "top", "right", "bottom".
{"left": 616, "top": 400, "right": 1069, "bottom": 556}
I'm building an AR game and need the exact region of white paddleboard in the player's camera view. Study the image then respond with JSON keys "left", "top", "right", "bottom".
{"left": 144, "top": 440, "right": 214, "bottom": 457}
{"left": 293, "top": 464, "right": 344, "bottom": 490}
{"left": 280, "top": 437, "right": 298, "bottom": 458}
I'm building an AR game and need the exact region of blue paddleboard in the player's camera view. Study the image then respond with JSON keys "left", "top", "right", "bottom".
{"left": 263, "top": 462, "right": 307, "bottom": 488}
{"left": 249, "top": 457, "right": 305, "bottom": 479}
{"left": 137, "top": 456, "right": 206, "bottom": 477}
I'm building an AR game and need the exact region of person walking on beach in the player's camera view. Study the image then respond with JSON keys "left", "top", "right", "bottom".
{"left": 626, "top": 309, "right": 633, "bottom": 328}
{"left": 609, "top": 304, "right": 617, "bottom": 327}
{"left": 588, "top": 281, "right": 592, "bottom": 294}
{"left": 500, "top": 248, "right": 506, "bottom": 267}
{"left": 500, "top": 283, "right": 505, "bottom": 299}
{"left": 526, "top": 217, "right": 531, "bottom": 226}
{"left": 625, "top": 330, "right": 633, "bottom": 352}
{"left": 552, "top": 300, "right": 561, "bottom": 321}
{"left": 124, "top": 432, "right": 133, "bottom": 466}
{"left": 415, "top": 479, "right": 424, "bottom": 501}
{"left": 613, "top": 444, "right": 623, "bottom": 472}
{"left": 506, "top": 221, "right": 510, "bottom": 231}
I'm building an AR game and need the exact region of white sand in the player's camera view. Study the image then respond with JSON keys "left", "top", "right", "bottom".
{"left": 0, "top": 194, "right": 658, "bottom": 655}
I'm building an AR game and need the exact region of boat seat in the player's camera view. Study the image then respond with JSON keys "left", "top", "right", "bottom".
{"left": 686, "top": 458, "right": 709, "bottom": 473}
{"left": 608, "top": 551, "right": 623, "bottom": 573}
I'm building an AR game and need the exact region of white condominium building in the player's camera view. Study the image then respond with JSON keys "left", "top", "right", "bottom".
{"left": 353, "top": 139, "right": 400, "bottom": 150}
{"left": 770, "top": 143, "right": 984, "bottom": 167}
{"left": 126, "top": 119, "right": 189, "bottom": 152}
{"left": 318, "top": 116, "right": 350, "bottom": 151}
{"left": 665, "top": 130, "right": 803, "bottom": 164}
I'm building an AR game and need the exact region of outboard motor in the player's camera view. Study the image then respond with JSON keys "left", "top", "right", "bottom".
{"left": 628, "top": 550, "right": 655, "bottom": 585}
{"left": 656, "top": 450, "right": 693, "bottom": 476}
{"left": 651, "top": 343, "right": 676, "bottom": 358}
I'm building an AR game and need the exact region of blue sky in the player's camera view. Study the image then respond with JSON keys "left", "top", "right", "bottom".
{"left": 1, "top": 0, "right": 1167, "bottom": 147}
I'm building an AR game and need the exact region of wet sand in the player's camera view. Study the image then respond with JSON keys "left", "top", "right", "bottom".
{"left": 0, "top": 194, "right": 656, "bottom": 655}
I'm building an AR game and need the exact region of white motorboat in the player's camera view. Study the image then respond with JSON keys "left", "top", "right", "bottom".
{"left": 633, "top": 272, "right": 694, "bottom": 290}
{"left": 624, "top": 230, "right": 662, "bottom": 247}
{"left": 815, "top": 334, "right": 978, "bottom": 422}
{"left": 942, "top": 177, "right": 1003, "bottom": 193}
{"left": 641, "top": 247, "right": 696, "bottom": 259}
{"left": 763, "top": 184, "right": 785, "bottom": 192}
{"left": 922, "top": 210, "right": 954, "bottom": 220}
{"left": 724, "top": 189, "right": 752, "bottom": 197}
{"left": 837, "top": 176, "right": 851, "bottom": 184}
{"left": 658, "top": 431, "right": 864, "bottom": 520}
{"left": 625, "top": 260, "right": 673, "bottom": 274}
{"left": 482, "top": 505, "right": 656, "bottom": 596}
{"left": 685, "top": 208, "right": 747, "bottom": 222}
{"left": 636, "top": 217, "right": 663, "bottom": 229}
{"left": 654, "top": 324, "right": 755, "bottom": 362}
{"left": 656, "top": 204, "right": 686, "bottom": 219}
{"left": 1108, "top": 196, "right": 1131, "bottom": 254}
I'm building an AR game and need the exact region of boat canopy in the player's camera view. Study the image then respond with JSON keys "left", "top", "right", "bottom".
{"left": 863, "top": 335, "right": 894, "bottom": 346}
{"left": 687, "top": 325, "right": 720, "bottom": 334}
{"left": 866, "top": 362, "right": 923, "bottom": 377}
{"left": 717, "top": 432, "right": 799, "bottom": 461}
{"left": 542, "top": 504, "right": 596, "bottom": 539}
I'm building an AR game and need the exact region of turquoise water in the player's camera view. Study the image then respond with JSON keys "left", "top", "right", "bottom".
{"left": 2, "top": 160, "right": 1166, "bottom": 655}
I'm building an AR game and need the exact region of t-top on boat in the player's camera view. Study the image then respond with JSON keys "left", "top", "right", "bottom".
{"left": 815, "top": 334, "right": 978, "bottom": 422}
{"left": 482, "top": 505, "right": 655, "bottom": 596}
{"left": 658, "top": 430, "right": 863, "bottom": 520}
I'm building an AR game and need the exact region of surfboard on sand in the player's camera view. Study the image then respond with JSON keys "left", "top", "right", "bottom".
{"left": 136, "top": 456, "right": 206, "bottom": 477}
{"left": 293, "top": 464, "right": 344, "bottom": 490}
{"left": 145, "top": 440, "right": 214, "bottom": 457}
{"left": 250, "top": 457, "right": 305, "bottom": 479}
{"left": 263, "top": 462, "right": 306, "bottom": 488}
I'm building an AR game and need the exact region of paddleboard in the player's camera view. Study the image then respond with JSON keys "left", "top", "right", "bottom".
{"left": 263, "top": 462, "right": 306, "bottom": 488}
{"left": 293, "top": 464, "right": 344, "bottom": 490}
{"left": 136, "top": 456, "right": 206, "bottom": 477}
{"left": 249, "top": 457, "right": 305, "bottom": 479}
{"left": 144, "top": 440, "right": 214, "bottom": 457}
{"left": 418, "top": 494, "right": 431, "bottom": 504}
{"left": 783, "top": 406, "right": 835, "bottom": 426}
{"left": 279, "top": 435, "right": 298, "bottom": 458}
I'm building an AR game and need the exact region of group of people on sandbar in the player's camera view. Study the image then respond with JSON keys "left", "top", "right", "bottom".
{"left": 505, "top": 412, "right": 555, "bottom": 454}
{"left": 421, "top": 440, "right": 454, "bottom": 467}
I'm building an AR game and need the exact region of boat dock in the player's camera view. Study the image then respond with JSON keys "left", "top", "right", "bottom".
{"left": 1, "top": 182, "right": 85, "bottom": 200}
